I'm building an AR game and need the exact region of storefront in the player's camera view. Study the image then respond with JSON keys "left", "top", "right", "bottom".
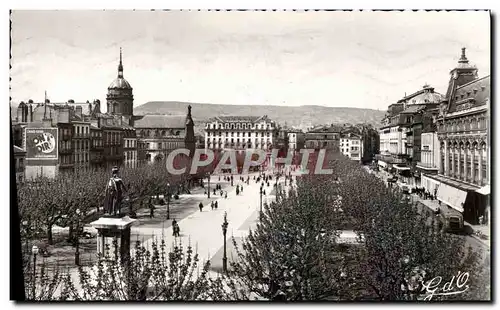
{"left": 475, "top": 185, "right": 490, "bottom": 225}
{"left": 393, "top": 165, "right": 412, "bottom": 185}
{"left": 429, "top": 174, "right": 486, "bottom": 224}
{"left": 421, "top": 174, "right": 440, "bottom": 196}
{"left": 436, "top": 182, "right": 468, "bottom": 213}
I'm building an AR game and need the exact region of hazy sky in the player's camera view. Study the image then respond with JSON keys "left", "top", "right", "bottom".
{"left": 10, "top": 10, "right": 490, "bottom": 111}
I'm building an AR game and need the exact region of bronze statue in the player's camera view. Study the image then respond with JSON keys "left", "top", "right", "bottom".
{"left": 104, "top": 166, "right": 128, "bottom": 216}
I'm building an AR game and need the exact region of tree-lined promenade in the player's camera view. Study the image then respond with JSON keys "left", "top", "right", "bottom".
{"left": 17, "top": 152, "right": 490, "bottom": 301}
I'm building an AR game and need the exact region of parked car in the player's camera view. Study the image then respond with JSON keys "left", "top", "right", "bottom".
{"left": 387, "top": 176, "right": 398, "bottom": 183}
{"left": 438, "top": 210, "right": 464, "bottom": 233}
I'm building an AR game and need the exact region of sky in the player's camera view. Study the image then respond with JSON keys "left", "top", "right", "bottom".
{"left": 10, "top": 10, "right": 490, "bottom": 111}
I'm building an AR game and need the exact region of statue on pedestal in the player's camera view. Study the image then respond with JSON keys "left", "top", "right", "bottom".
{"left": 104, "top": 166, "right": 128, "bottom": 217}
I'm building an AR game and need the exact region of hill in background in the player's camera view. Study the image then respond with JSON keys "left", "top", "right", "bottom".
{"left": 135, "top": 101, "right": 385, "bottom": 134}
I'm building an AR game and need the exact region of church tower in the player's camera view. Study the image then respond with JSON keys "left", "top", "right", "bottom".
{"left": 107, "top": 48, "right": 134, "bottom": 122}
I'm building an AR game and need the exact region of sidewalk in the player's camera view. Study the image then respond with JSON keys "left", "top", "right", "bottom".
{"left": 371, "top": 168, "right": 490, "bottom": 249}
{"left": 417, "top": 197, "right": 490, "bottom": 248}
{"left": 132, "top": 174, "right": 264, "bottom": 261}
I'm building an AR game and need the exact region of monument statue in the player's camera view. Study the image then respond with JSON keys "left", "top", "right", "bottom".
{"left": 104, "top": 166, "right": 128, "bottom": 216}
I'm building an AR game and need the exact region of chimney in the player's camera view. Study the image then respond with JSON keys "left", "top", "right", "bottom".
{"left": 76, "top": 106, "right": 83, "bottom": 118}
{"left": 58, "top": 106, "right": 70, "bottom": 123}
{"left": 29, "top": 104, "right": 33, "bottom": 122}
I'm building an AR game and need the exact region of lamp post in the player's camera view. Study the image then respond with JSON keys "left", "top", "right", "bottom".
{"left": 22, "top": 220, "right": 30, "bottom": 263}
{"left": 166, "top": 183, "right": 171, "bottom": 220}
{"left": 32, "top": 245, "right": 39, "bottom": 299}
{"left": 75, "top": 208, "right": 80, "bottom": 266}
{"left": 259, "top": 185, "right": 264, "bottom": 220}
{"left": 221, "top": 212, "right": 228, "bottom": 273}
{"left": 207, "top": 174, "right": 211, "bottom": 198}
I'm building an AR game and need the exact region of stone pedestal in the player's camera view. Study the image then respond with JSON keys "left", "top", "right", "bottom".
{"left": 90, "top": 216, "right": 137, "bottom": 263}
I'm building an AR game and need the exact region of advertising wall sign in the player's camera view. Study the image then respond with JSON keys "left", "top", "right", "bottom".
{"left": 25, "top": 128, "right": 58, "bottom": 166}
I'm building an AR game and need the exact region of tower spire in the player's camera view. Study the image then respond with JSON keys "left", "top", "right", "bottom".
{"left": 458, "top": 47, "right": 469, "bottom": 64}
{"left": 44, "top": 90, "right": 47, "bottom": 119}
{"left": 118, "top": 47, "right": 124, "bottom": 78}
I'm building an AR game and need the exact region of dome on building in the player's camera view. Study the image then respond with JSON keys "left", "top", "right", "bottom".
{"left": 108, "top": 77, "right": 132, "bottom": 89}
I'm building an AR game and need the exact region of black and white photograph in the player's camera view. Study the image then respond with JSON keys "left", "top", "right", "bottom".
{"left": 8, "top": 8, "right": 491, "bottom": 302}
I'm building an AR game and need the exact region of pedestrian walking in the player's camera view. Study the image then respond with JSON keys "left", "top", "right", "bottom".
{"left": 225, "top": 192, "right": 227, "bottom": 199}
{"left": 213, "top": 188, "right": 216, "bottom": 196}
{"left": 215, "top": 201, "right": 218, "bottom": 209}
{"left": 172, "top": 219, "right": 180, "bottom": 237}
{"left": 199, "top": 202, "right": 204, "bottom": 212}
{"left": 149, "top": 204, "right": 155, "bottom": 218}
{"left": 211, "top": 201, "right": 214, "bottom": 210}
{"left": 241, "top": 186, "right": 243, "bottom": 193}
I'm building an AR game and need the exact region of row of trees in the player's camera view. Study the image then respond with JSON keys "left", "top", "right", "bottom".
{"left": 17, "top": 156, "right": 214, "bottom": 244}
{"left": 21, "top": 152, "right": 489, "bottom": 301}
{"left": 229, "top": 153, "right": 489, "bottom": 301}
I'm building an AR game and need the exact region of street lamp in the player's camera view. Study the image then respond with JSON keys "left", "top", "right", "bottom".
{"left": 221, "top": 212, "right": 229, "bottom": 273}
{"left": 75, "top": 208, "right": 81, "bottom": 266}
{"left": 166, "top": 183, "right": 171, "bottom": 220}
{"left": 32, "top": 245, "right": 39, "bottom": 299}
{"left": 259, "top": 185, "right": 264, "bottom": 220}
{"left": 207, "top": 174, "right": 211, "bottom": 198}
{"left": 22, "top": 220, "right": 30, "bottom": 262}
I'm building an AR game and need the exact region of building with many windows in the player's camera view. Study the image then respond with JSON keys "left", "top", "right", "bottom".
{"left": 340, "top": 132, "right": 363, "bottom": 161}
{"left": 376, "top": 85, "right": 443, "bottom": 184}
{"left": 304, "top": 124, "right": 341, "bottom": 152}
{"left": 204, "top": 115, "right": 278, "bottom": 151}
{"left": 204, "top": 115, "right": 279, "bottom": 168}
{"left": 123, "top": 127, "right": 138, "bottom": 168}
{"left": 287, "top": 128, "right": 305, "bottom": 155}
{"left": 13, "top": 145, "right": 26, "bottom": 184}
{"left": 90, "top": 125, "right": 104, "bottom": 170}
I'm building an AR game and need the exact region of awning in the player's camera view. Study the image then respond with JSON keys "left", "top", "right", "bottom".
{"left": 378, "top": 161, "right": 387, "bottom": 168}
{"left": 393, "top": 165, "right": 410, "bottom": 171}
{"left": 437, "top": 183, "right": 467, "bottom": 213}
{"left": 476, "top": 185, "right": 490, "bottom": 195}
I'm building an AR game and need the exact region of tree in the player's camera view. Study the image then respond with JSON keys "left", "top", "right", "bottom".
{"left": 32, "top": 238, "right": 246, "bottom": 301}
{"left": 231, "top": 174, "right": 347, "bottom": 300}
{"left": 329, "top": 156, "right": 486, "bottom": 300}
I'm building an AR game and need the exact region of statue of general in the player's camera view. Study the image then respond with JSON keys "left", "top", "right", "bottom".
{"left": 104, "top": 167, "right": 128, "bottom": 216}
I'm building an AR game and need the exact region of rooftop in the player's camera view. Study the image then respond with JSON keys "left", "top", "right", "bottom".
{"left": 13, "top": 145, "right": 25, "bottom": 154}
{"left": 447, "top": 75, "right": 490, "bottom": 114}
{"left": 133, "top": 115, "right": 186, "bottom": 129}
{"left": 210, "top": 115, "right": 270, "bottom": 123}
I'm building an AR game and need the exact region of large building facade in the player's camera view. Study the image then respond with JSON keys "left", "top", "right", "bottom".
{"left": 304, "top": 124, "right": 341, "bottom": 152}
{"left": 428, "top": 49, "right": 490, "bottom": 224}
{"left": 204, "top": 115, "right": 279, "bottom": 169}
{"left": 376, "top": 85, "right": 443, "bottom": 185}
{"left": 375, "top": 48, "right": 490, "bottom": 225}
{"left": 340, "top": 132, "right": 363, "bottom": 161}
